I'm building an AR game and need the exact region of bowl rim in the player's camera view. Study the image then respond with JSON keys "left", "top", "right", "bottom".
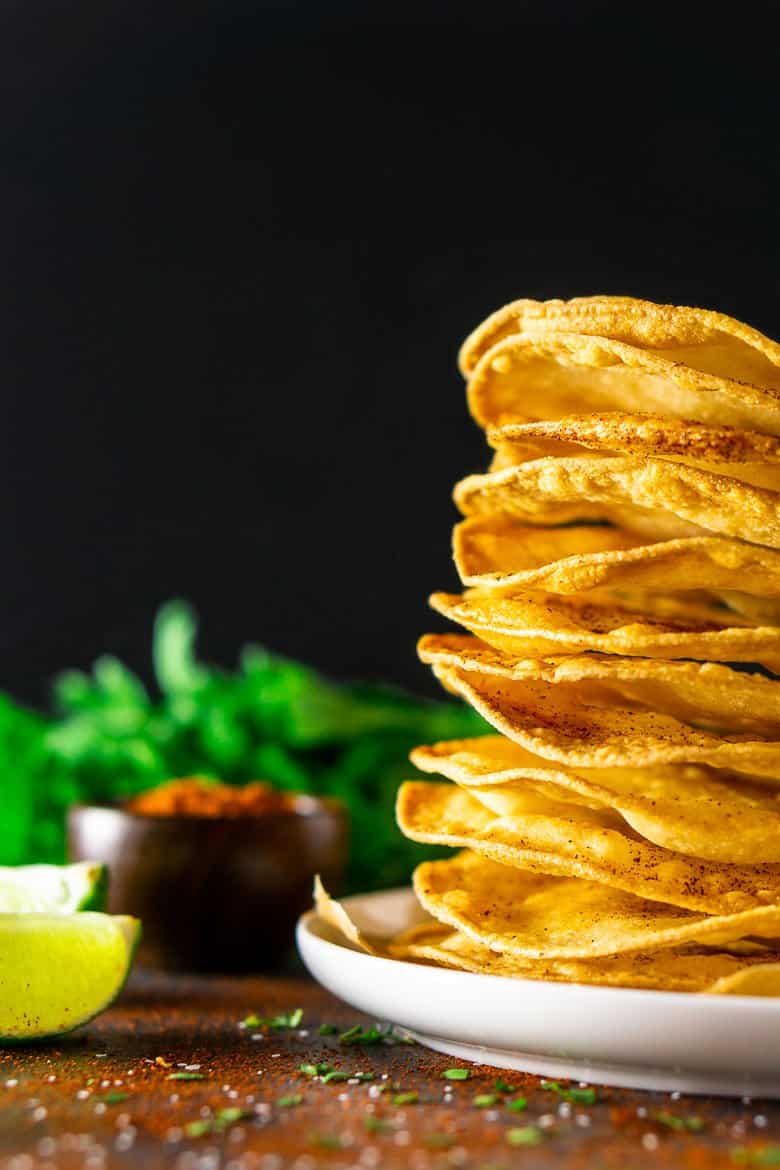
{"left": 68, "top": 792, "right": 346, "bottom": 826}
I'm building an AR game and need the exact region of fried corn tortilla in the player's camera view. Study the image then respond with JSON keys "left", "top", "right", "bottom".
{"left": 418, "top": 644, "right": 780, "bottom": 779}
{"left": 453, "top": 517, "right": 780, "bottom": 608}
{"left": 488, "top": 414, "right": 780, "bottom": 492}
{"left": 412, "top": 737, "right": 780, "bottom": 864}
{"left": 429, "top": 589, "right": 780, "bottom": 672}
{"left": 454, "top": 457, "right": 780, "bottom": 547}
{"left": 390, "top": 921, "right": 780, "bottom": 995}
{"left": 412, "top": 851, "right": 780, "bottom": 956}
{"left": 315, "top": 876, "right": 780, "bottom": 994}
{"left": 458, "top": 296, "right": 780, "bottom": 390}
{"left": 397, "top": 781, "right": 780, "bottom": 915}
{"left": 464, "top": 331, "right": 780, "bottom": 436}
{"left": 419, "top": 634, "right": 780, "bottom": 738}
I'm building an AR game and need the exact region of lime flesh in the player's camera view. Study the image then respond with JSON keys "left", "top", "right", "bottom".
{"left": 0, "top": 913, "right": 140, "bottom": 1041}
{"left": 0, "top": 862, "right": 108, "bottom": 914}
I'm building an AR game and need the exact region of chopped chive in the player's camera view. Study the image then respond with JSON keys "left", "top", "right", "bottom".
{"left": 167, "top": 1072, "right": 205, "bottom": 1082}
{"left": 473, "top": 1093, "right": 498, "bottom": 1108}
{"left": 351, "top": 1072, "right": 374, "bottom": 1082}
{"left": 392, "top": 1092, "right": 419, "bottom": 1105}
{"left": 507, "top": 1125, "right": 544, "bottom": 1147}
{"left": 494, "top": 1078, "right": 516, "bottom": 1094}
{"left": 310, "top": 1134, "right": 344, "bottom": 1150}
{"left": 215, "top": 1107, "right": 248, "bottom": 1124}
{"left": 321, "top": 1070, "right": 350, "bottom": 1084}
{"left": 364, "top": 1115, "right": 395, "bottom": 1133}
{"left": 299, "top": 1062, "right": 331, "bottom": 1078}
{"left": 653, "top": 1110, "right": 704, "bottom": 1132}
{"left": 267, "top": 1008, "right": 303, "bottom": 1030}
{"left": 242, "top": 1008, "right": 304, "bottom": 1031}
{"left": 566, "top": 1087, "right": 597, "bottom": 1106}
{"left": 184, "top": 1120, "right": 213, "bottom": 1139}
{"left": 540, "top": 1079, "right": 596, "bottom": 1105}
{"left": 425, "top": 1134, "right": 455, "bottom": 1148}
{"left": 442, "top": 1068, "right": 470, "bottom": 1081}
{"left": 731, "top": 1146, "right": 780, "bottom": 1166}
{"left": 277, "top": 1094, "right": 303, "bottom": 1108}
{"left": 99, "top": 1092, "right": 129, "bottom": 1105}
{"left": 507, "top": 1096, "right": 528, "bottom": 1113}
{"left": 339, "top": 1024, "right": 383, "bottom": 1046}
{"left": 318, "top": 1023, "right": 338, "bottom": 1036}
{"left": 185, "top": 1107, "right": 249, "bottom": 1136}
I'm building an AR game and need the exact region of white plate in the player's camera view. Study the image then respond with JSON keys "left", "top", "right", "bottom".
{"left": 297, "top": 886, "right": 780, "bottom": 1098}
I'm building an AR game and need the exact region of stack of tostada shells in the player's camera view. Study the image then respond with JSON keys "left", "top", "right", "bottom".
{"left": 394, "top": 297, "right": 780, "bottom": 994}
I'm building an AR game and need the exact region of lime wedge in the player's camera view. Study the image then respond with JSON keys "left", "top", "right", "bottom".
{"left": 0, "top": 913, "right": 140, "bottom": 1041}
{"left": 0, "top": 862, "right": 108, "bottom": 914}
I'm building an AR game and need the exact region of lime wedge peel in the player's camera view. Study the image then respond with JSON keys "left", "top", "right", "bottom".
{"left": 0, "top": 862, "right": 108, "bottom": 914}
{"left": 0, "top": 913, "right": 140, "bottom": 1042}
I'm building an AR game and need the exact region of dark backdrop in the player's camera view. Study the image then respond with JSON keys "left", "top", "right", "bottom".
{"left": 2, "top": 0, "right": 779, "bottom": 705}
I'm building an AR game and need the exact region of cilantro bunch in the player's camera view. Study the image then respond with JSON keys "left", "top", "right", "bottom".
{"left": 0, "top": 602, "right": 484, "bottom": 890}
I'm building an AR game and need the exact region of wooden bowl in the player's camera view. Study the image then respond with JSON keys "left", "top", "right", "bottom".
{"left": 67, "top": 796, "right": 348, "bottom": 973}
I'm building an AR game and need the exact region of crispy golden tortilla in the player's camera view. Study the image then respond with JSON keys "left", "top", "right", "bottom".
{"left": 419, "top": 634, "right": 780, "bottom": 738}
{"left": 397, "top": 781, "right": 780, "bottom": 915}
{"left": 412, "top": 737, "right": 780, "bottom": 864}
{"left": 464, "top": 332, "right": 780, "bottom": 436}
{"left": 452, "top": 517, "right": 780, "bottom": 610}
{"left": 412, "top": 851, "right": 780, "bottom": 956}
{"left": 429, "top": 589, "right": 780, "bottom": 672}
{"left": 454, "top": 457, "right": 780, "bottom": 547}
{"left": 432, "top": 662, "right": 780, "bottom": 779}
{"left": 488, "top": 414, "right": 780, "bottom": 491}
{"left": 458, "top": 296, "right": 780, "bottom": 389}
{"left": 391, "top": 922, "right": 780, "bottom": 995}
{"left": 315, "top": 876, "right": 780, "bottom": 994}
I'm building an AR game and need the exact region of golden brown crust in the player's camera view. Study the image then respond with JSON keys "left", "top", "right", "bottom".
{"left": 466, "top": 332, "right": 780, "bottom": 435}
{"left": 454, "top": 456, "right": 780, "bottom": 547}
{"left": 397, "top": 782, "right": 780, "bottom": 916}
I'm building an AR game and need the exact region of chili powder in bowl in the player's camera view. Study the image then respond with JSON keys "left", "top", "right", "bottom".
{"left": 67, "top": 778, "right": 347, "bottom": 973}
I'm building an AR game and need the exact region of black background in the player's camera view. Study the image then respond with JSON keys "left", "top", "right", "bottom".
{"left": 2, "top": 0, "right": 779, "bottom": 705}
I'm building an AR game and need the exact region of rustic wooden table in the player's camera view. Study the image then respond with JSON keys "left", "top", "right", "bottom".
{"left": 0, "top": 970, "right": 777, "bottom": 1169}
